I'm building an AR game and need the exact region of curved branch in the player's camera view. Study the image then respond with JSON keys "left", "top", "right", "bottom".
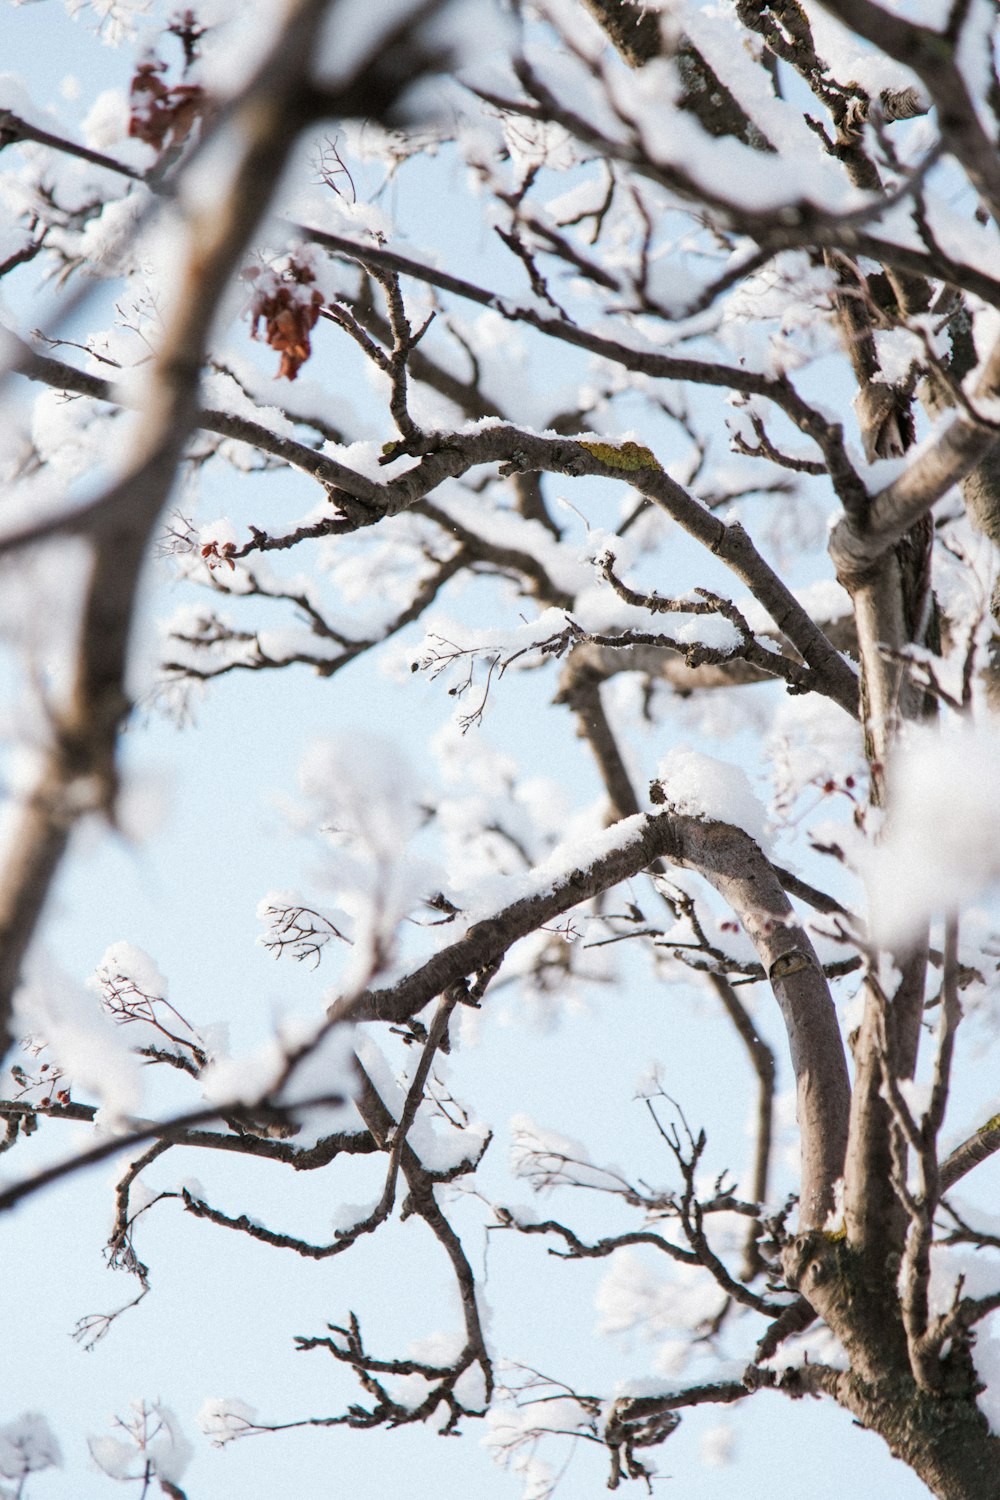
{"left": 328, "top": 809, "right": 681, "bottom": 1026}
{"left": 830, "top": 336, "right": 1000, "bottom": 580}
{"left": 327, "top": 806, "right": 849, "bottom": 1229}
{"left": 666, "top": 818, "right": 850, "bottom": 1226}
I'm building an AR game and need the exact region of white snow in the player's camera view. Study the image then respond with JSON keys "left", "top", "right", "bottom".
{"left": 200, "top": 1012, "right": 356, "bottom": 1114}
{"left": 455, "top": 810, "right": 649, "bottom": 925}
{"left": 196, "top": 1397, "right": 258, "bottom": 1446}
{"left": 595, "top": 1248, "right": 724, "bottom": 1341}
{"left": 0, "top": 1413, "right": 61, "bottom": 1478}
{"left": 509, "top": 1112, "right": 618, "bottom": 1190}
{"left": 80, "top": 88, "right": 129, "bottom": 148}
{"left": 75, "top": 193, "right": 147, "bottom": 275}
{"left": 296, "top": 734, "right": 442, "bottom": 990}
{"left": 13, "top": 963, "right": 144, "bottom": 1124}
{"left": 700, "top": 1422, "right": 736, "bottom": 1467}
{"left": 88, "top": 1402, "right": 191, "bottom": 1485}
{"left": 93, "top": 940, "right": 168, "bottom": 1000}
{"left": 144, "top": 1406, "right": 193, "bottom": 1483}
{"left": 656, "top": 747, "right": 770, "bottom": 848}
{"left": 676, "top": 615, "right": 740, "bottom": 653}
{"left": 866, "top": 719, "right": 1000, "bottom": 945}
{"left": 88, "top": 1434, "right": 136, "bottom": 1481}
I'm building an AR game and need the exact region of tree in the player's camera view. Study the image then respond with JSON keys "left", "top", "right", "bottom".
{"left": 2, "top": 0, "right": 1000, "bottom": 1494}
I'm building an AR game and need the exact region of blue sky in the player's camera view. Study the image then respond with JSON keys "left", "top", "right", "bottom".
{"left": 0, "top": 2, "right": 964, "bottom": 1495}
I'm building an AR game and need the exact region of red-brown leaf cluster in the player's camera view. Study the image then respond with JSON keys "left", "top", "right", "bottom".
{"left": 200, "top": 540, "right": 237, "bottom": 570}
{"left": 128, "top": 59, "right": 204, "bottom": 155}
{"left": 244, "top": 261, "right": 324, "bottom": 380}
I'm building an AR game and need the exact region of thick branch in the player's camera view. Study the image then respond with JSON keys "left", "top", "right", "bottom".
{"left": 665, "top": 818, "right": 850, "bottom": 1226}
{"left": 830, "top": 334, "right": 1000, "bottom": 579}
